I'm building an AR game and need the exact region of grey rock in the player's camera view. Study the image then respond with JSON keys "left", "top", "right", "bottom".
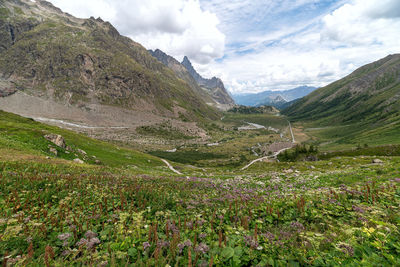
{"left": 372, "top": 159, "right": 383, "bottom": 164}
{"left": 77, "top": 149, "right": 87, "bottom": 155}
{"left": 49, "top": 147, "right": 58, "bottom": 156}
{"left": 44, "top": 134, "right": 66, "bottom": 148}
{"left": 73, "top": 158, "right": 84, "bottom": 164}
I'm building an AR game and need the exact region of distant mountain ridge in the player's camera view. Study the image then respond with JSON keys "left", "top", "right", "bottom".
{"left": 149, "top": 49, "right": 234, "bottom": 108}
{"left": 233, "top": 86, "right": 317, "bottom": 108}
{"left": 283, "top": 54, "right": 400, "bottom": 124}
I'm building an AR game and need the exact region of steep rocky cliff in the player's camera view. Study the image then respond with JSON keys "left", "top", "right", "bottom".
{"left": 150, "top": 49, "right": 234, "bottom": 109}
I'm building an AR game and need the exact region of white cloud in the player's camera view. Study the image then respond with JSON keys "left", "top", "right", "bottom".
{"left": 48, "top": 0, "right": 225, "bottom": 64}
{"left": 202, "top": 0, "right": 400, "bottom": 94}
{"left": 321, "top": 0, "right": 400, "bottom": 47}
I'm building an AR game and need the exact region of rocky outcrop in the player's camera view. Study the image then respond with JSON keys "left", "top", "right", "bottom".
{"left": 0, "top": 87, "right": 16, "bottom": 97}
{"left": 44, "top": 134, "right": 66, "bottom": 148}
{"left": 150, "top": 49, "right": 234, "bottom": 108}
{"left": 150, "top": 48, "right": 234, "bottom": 106}
{"left": 181, "top": 56, "right": 235, "bottom": 105}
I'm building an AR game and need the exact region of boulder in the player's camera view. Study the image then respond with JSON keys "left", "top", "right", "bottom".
{"left": 49, "top": 147, "right": 58, "bottom": 156}
{"left": 372, "top": 159, "right": 383, "bottom": 164}
{"left": 44, "top": 134, "right": 66, "bottom": 148}
{"left": 77, "top": 149, "right": 87, "bottom": 155}
{"left": 73, "top": 158, "right": 84, "bottom": 164}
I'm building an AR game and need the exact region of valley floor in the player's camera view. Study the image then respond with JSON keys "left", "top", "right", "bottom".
{"left": 1, "top": 110, "right": 400, "bottom": 266}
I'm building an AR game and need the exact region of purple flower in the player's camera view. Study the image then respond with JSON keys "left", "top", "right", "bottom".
{"left": 290, "top": 221, "right": 305, "bottom": 232}
{"left": 143, "top": 242, "right": 151, "bottom": 250}
{"left": 85, "top": 230, "right": 98, "bottom": 239}
{"left": 157, "top": 240, "right": 170, "bottom": 248}
{"left": 178, "top": 243, "right": 185, "bottom": 254}
{"left": 58, "top": 233, "right": 72, "bottom": 241}
{"left": 76, "top": 232, "right": 101, "bottom": 250}
{"left": 76, "top": 238, "right": 88, "bottom": 247}
{"left": 183, "top": 240, "right": 192, "bottom": 247}
{"left": 339, "top": 244, "right": 354, "bottom": 256}
{"left": 194, "top": 243, "right": 209, "bottom": 254}
{"left": 352, "top": 205, "right": 365, "bottom": 213}
{"left": 61, "top": 250, "right": 71, "bottom": 257}
{"left": 186, "top": 221, "right": 193, "bottom": 229}
{"left": 244, "top": 235, "right": 258, "bottom": 248}
{"left": 89, "top": 238, "right": 100, "bottom": 248}
{"left": 261, "top": 232, "right": 275, "bottom": 242}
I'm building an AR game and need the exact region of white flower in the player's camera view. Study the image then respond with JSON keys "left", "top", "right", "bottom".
{"left": 256, "top": 246, "right": 263, "bottom": 251}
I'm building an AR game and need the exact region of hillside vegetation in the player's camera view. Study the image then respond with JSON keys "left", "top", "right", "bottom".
{"left": 1, "top": 111, "right": 400, "bottom": 265}
{"left": 284, "top": 54, "right": 400, "bottom": 149}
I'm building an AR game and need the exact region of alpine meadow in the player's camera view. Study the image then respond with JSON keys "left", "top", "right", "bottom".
{"left": 1, "top": 0, "right": 400, "bottom": 266}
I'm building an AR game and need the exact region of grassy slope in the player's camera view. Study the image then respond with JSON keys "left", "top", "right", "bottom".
{"left": 0, "top": 110, "right": 164, "bottom": 170}
{"left": 283, "top": 55, "right": 400, "bottom": 150}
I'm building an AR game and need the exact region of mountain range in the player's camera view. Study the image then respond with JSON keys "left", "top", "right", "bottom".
{"left": 149, "top": 49, "right": 234, "bottom": 110}
{"left": 233, "top": 86, "right": 317, "bottom": 109}
{"left": 0, "top": 0, "right": 220, "bottom": 140}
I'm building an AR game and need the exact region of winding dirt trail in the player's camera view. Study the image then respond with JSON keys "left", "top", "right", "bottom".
{"left": 241, "top": 120, "right": 296, "bottom": 170}
{"left": 161, "top": 159, "right": 183, "bottom": 175}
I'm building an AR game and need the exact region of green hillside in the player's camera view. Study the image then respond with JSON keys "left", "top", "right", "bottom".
{"left": 0, "top": 110, "right": 164, "bottom": 170}
{"left": 283, "top": 54, "right": 400, "bottom": 149}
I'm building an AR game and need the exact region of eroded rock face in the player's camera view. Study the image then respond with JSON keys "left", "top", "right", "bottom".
{"left": 181, "top": 56, "right": 235, "bottom": 105}
{"left": 0, "top": 87, "right": 16, "bottom": 97}
{"left": 44, "top": 134, "right": 66, "bottom": 148}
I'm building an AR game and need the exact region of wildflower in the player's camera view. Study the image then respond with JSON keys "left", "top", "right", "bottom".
{"left": 261, "top": 232, "right": 275, "bottom": 242}
{"left": 76, "top": 238, "right": 88, "bottom": 247}
{"left": 157, "top": 240, "right": 170, "bottom": 248}
{"left": 177, "top": 243, "right": 185, "bottom": 254}
{"left": 61, "top": 250, "right": 71, "bottom": 257}
{"left": 352, "top": 205, "right": 365, "bottom": 213}
{"left": 290, "top": 221, "right": 305, "bottom": 232}
{"left": 186, "top": 221, "right": 193, "bottom": 229}
{"left": 199, "top": 233, "right": 206, "bottom": 239}
{"left": 24, "top": 216, "right": 31, "bottom": 223}
{"left": 87, "top": 237, "right": 100, "bottom": 250}
{"left": 58, "top": 233, "right": 72, "bottom": 241}
{"left": 143, "top": 242, "right": 150, "bottom": 250}
{"left": 244, "top": 235, "right": 258, "bottom": 249}
{"left": 183, "top": 240, "right": 192, "bottom": 247}
{"left": 339, "top": 243, "right": 354, "bottom": 256}
{"left": 194, "top": 243, "right": 209, "bottom": 254}
{"left": 85, "top": 230, "right": 98, "bottom": 239}
{"left": 76, "top": 231, "right": 100, "bottom": 250}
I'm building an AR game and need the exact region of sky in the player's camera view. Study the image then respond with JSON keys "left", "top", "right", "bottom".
{"left": 47, "top": 0, "right": 400, "bottom": 94}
